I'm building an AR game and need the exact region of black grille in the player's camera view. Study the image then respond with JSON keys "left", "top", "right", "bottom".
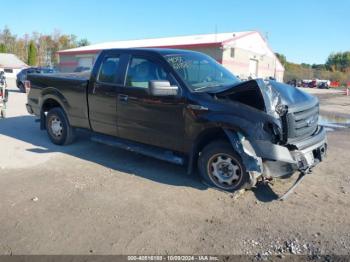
{"left": 285, "top": 103, "right": 319, "bottom": 140}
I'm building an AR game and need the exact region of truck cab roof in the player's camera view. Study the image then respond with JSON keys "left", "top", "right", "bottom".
{"left": 101, "top": 48, "right": 203, "bottom": 56}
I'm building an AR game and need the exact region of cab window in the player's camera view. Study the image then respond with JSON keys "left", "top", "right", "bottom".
{"left": 97, "top": 56, "right": 120, "bottom": 84}
{"left": 125, "top": 57, "right": 171, "bottom": 89}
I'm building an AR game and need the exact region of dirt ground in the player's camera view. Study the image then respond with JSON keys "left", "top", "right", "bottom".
{"left": 0, "top": 83, "right": 349, "bottom": 256}
{"left": 299, "top": 87, "right": 350, "bottom": 118}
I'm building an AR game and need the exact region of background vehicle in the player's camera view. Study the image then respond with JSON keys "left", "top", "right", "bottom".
{"left": 308, "top": 80, "right": 317, "bottom": 88}
{"left": 74, "top": 66, "right": 91, "bottom": 73}
{"left": 16, "top": 67, "right": 56, "bottom": 92}
{"left": 287, "top": 79, "right": 297, "bottom": 87}
{"left": 0, "top": 71, "right": 8, "bottom": 118}
{"left": 318, "top": 82, "right": 330, "bottom": 89}
{"left": 26, "top": 49, "right": 327, "bottom": 193}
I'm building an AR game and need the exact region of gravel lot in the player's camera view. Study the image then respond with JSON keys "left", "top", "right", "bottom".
{"left": 0, "top": 81, "right": 350, "bottom": 256}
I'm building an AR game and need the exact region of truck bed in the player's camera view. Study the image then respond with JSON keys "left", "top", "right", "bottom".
{"left": 27, "top": 72, "right": 91, "bottom": 129}
{"left": 39, "top": 71, "right": 91, "bottom": 81}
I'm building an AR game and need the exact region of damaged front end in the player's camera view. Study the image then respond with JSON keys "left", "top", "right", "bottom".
{"left": 210, "top": 79, "right": 327, "bottom": 195}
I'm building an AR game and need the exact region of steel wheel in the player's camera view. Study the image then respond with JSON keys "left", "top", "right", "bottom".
{"left": 46, "top": 107, "right": 76, "bottom": 145}
{"left": 206, "top": 153, "right": 243, "bottom": 189}
{"left": 50, "top": 117, "right": 63, "bottom": 137}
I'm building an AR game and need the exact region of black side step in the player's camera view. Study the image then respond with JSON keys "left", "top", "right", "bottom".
{"left": 90, "top": 133, "right": 185, "bottom": 165}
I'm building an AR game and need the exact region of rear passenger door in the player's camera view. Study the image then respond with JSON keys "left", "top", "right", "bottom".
{"left": 88, "top": 53, "right": 122, "bottom": 136}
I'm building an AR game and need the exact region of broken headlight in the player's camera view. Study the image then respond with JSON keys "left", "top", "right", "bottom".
{"left": 264, "top": 121, "right": 283, "bottom": 143}
{"left": 275, "top": 104, "right": 288, "bottom": 116}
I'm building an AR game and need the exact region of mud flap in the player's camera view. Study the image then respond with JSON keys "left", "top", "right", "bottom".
{"left": 224, "top": 129, "right": 262, "bottom": 189}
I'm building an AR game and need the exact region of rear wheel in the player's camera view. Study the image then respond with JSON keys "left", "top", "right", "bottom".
{"left": 198, "top": 140, "right": 248, "bottom": 191}
{"left": 46, "top": 107, "right": 76, "bottom": 145}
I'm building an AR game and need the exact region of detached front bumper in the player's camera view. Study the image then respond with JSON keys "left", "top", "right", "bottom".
{"left": 291, "top": 132, "right": 327, "bottom": 173}
{"left": 256, "top": 126, "right": 327, "bottom": 178}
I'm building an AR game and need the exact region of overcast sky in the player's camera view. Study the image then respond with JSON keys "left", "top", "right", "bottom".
{"left": 1, "top": 0, "right": 349, "bottom": 64}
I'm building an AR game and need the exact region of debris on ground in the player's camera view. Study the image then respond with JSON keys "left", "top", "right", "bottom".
{"left": 340, "top": 186, "right": 347, "bottom": 194}
{"left": 31, "top": 197, "right": 39, "bottom": 202}
{"left": 243, "top": 238, "right": 322, "bottom": 257}
{"left": 228, "top": 189, "right": 246, "bottom": 200}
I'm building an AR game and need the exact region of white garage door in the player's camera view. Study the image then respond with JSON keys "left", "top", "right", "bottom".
{"left": 78, "top": 57, "right": 93, "bottom": 68}
{"left": 249, "top": 59, "right": 258, "bottom": 79}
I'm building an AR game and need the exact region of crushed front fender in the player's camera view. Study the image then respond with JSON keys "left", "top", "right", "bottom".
{"left": 224, "top": 129, "right": 263, "bottom": 188}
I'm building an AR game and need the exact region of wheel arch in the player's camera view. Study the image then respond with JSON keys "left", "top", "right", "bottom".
{"left": 187, "top": 126, "right": 263, "bottom": 177}
{"left": 187, "top": 127, "right": 231, "bottom": 174}
{"left": 40, "top": 95, "right": 70, "bottom": 130}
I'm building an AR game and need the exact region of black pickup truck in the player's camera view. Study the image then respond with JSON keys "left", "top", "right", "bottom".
{"left": 26, "top": 48, "right": 327, "bottom": 193}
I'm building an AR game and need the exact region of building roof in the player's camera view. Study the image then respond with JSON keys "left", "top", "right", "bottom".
{"left": 0, "top": 53, "right": 27, "bottom": 69}
{"left": 58, "top": 31, "right": 254, "bottom": 55}
{"left": 58, "top": 31, "right": 284, "bottom": 71}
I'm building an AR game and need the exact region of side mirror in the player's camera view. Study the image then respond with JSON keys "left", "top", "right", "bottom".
{"left": 149, "top": 80, "right": 178, "bottom": 96}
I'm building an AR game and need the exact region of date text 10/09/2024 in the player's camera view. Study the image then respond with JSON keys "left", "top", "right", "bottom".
{"left": 127, "top": 256, "right": 219, "bottom": 261}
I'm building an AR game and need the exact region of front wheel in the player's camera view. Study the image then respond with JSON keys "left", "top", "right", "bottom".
{"left": 198, "top": 140, "right": 248, "bottom": 191}
{"left": 46, "top": 107, "right": 76, "bottom": 145}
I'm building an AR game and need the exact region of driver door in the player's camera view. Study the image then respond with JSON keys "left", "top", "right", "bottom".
{"left": 116, "top": 55, "right": 186, "bottom": 152}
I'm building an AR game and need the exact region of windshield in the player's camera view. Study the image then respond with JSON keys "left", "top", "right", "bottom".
{"left": 164, "top": 52, "right": 240, "bottom": 92}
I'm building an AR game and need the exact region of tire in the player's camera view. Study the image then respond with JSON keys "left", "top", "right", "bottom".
{"left": 198, "top": 140, "right": 248, "bottom": 191}
{"left": 46, "top": 107, "right": 76, "bottom": 145}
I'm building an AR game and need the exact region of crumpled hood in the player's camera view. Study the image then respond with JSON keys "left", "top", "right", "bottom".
{"left": 209, "top": 79, "right": 318, "bottom": 116}
{"left": 266, "top": 80, "right": 317, "bottom": 106}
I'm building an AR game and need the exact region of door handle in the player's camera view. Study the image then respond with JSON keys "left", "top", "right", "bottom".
{"left": 118, "top": 94, "right": 128, "bottom": 102}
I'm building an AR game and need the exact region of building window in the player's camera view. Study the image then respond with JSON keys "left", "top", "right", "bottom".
{"left": 4, "top": 68, "right": 13, "bottom": 73}
{"left": 230, "top": 48, "right": 235, "bottom": 58}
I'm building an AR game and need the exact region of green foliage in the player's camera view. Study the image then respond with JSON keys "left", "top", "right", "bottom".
{"left": 300, "top": 63, "right": 311, "bottom": 68}
{"left": 279, "top": 52, "right": 350, "bottom": 85}
{"left": 275, "top": 53, "right": 287, "bottom": 66}
{"left": 311, "top": 64, "right": 327, "bottom": 70}
{"left": 326, "top": 51, "right": 350, "bottom": 72}
{"left": 284, "top": 62, "right": 313, "bottom": 81}
{"left": 0, "top": 26, "right": 90, "bottom": 66}
{"left": 27, "top": 41, "right": 37, "bottom": 66}
{"left": 0, "top": 43, "right": 6, "bottom": 53}
{"left": 77, "top": 38, "right": 90, "bottom": 47}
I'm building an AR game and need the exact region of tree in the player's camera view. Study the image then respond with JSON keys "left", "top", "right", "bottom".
{"left": 326, "top": 51, "right": 350, "bottom": 72}
{"left": 15, "top": 39, "right": 27, "bottom": 62}
{"left": 312, "top": 64, "right": 327, "bottom": 70}
{"left": 0, "top": 26, "right": 16, "bottom": 53}
{"left": 301, "top": 63, "right": 311, "bottom": 68}
{"left": 0, "top": 43, "right": 6, "bottom": 53}
{"left": 27, "top": 40, "right": 37, "bottom": 66}
{"left": 77, "top": 38, "right": 90, "bottom": 47}
{"left": 342, "top": 52, "right": 350, "bottom": 72}
{"left": 275, "top": 53, "right": 287, "bottom": 67}
{"left": 0, "top": 26, "right": 92, "bottom": 67}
